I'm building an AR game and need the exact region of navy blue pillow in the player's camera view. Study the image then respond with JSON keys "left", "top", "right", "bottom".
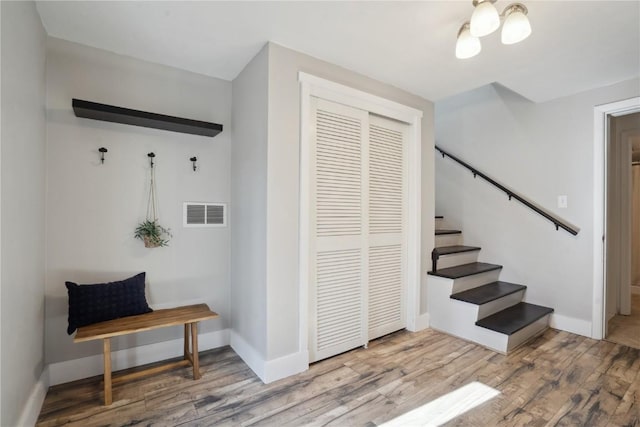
{"left": 66, "top": 272, "right": 152, "bottom": 335}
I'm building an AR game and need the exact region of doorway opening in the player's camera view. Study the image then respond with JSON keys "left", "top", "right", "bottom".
{"left": 593, "top": 98, "right": 640, "bottom": 340}
{"left": 604, "top": 112, "right": 640, "bottom": 348}
{"left": 593, "top": 97, "right": 640, "bottom": 344}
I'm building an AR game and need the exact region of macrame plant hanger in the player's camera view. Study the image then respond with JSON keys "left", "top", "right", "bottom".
{"left": 134, "top": 152, "right": 170, "bottom": 248}
{"left": 147, "top": 152, "right": 158, "bottom": 223}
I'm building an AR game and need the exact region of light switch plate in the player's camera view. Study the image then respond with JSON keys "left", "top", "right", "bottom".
{"left": 558, "top": 195, "right": 568, "bottom": 208}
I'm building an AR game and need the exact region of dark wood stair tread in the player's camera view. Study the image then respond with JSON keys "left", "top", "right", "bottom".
{"left": 435, "top": 229, "right": 461, "bottom": 235}
{"left": 427, "top": 262, "right": 502, "bottom": 279}
{"left": 434, "top": 245, "right": 481, "bottom": 256}
{"left": 435, "top": 215, "right": 443, "bottom": 219}
{"left": 451, "top": 281, "right": 526, "bottom": 305}
{"left": 475, "top": 302, "right": 554, "bottom": 335}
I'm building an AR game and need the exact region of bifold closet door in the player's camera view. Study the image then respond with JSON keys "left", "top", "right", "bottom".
{"left": 367, "top": 114, "right": 407, "bottom": 341}
{"left": 308, "top": 98, "right": 408, "bottom": 363}
{"left": 309, "top": 97, "right": 369, "bottom": 363}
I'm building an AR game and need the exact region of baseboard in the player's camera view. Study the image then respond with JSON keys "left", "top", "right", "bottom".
{"left": 409, "top": 313, "right": 430, "bottom": 331}
{"left": 48, "top": 328, "right": 230, "bottom": 386}
{"left": 549, "top": 313, "right": 591, "bottom": 338}
{"left": 631, "top": 285, "right": 640, "bottom": 295}
{"left": 229, "top": 330, "right": 266, "bottom": 381}
{"left": 17, "top": 366, "right": 50, "bottom": 427}
{"left": 263, "top": 350, "right": 309, "bottom": 383}
{"left": 229, "top": 331, "right": 309, "bottom": 384}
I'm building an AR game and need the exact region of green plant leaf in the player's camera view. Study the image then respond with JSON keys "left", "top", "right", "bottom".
{"left": 134, "top": 219, "right": 172, "bottom": 247}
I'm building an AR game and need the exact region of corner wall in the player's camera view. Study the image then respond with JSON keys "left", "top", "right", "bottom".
{"left": 265, "top": 43, "right": 435, "bottom": 363}
{"left": 1, "top": 2, "right": 47, "bottom": 425}
{"left": 45, "top": 38, "right": 231, "bottom": 373}
{"left": 230, "top": 45, "right": 269, "bottom": 374}
{"left": 435, "top": 79, "right": 640, "bottom": 336}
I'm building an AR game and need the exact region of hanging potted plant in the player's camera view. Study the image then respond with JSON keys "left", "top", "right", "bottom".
{"left": 135, "top": 153, "right": 172, "bottom": 248}
{"left": 134, "top": 219, "right": 171, "bottom": 248}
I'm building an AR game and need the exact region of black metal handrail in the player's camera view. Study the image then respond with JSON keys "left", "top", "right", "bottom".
{"left": 435, "top": 145, "right": 579, "bottom": 236}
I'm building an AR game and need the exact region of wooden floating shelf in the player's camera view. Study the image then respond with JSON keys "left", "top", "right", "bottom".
{"left": 72, "top": 99, "right": 223, "bottom": 138}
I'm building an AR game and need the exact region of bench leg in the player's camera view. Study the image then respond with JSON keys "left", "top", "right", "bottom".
{"left": 191, "top": 322, "right": 200, "bottom": 380}
{"left": 184, "top": 324, "right": 190, "bottom": 359}
{"left": 103, "top": 338, "right": 112, "bottom": 405}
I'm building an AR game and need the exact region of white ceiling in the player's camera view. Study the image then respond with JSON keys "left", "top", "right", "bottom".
{"left": 36, "top": 1, "right": 640, "bottom": 103}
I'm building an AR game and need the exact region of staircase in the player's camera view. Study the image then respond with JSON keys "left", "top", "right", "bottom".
{"left": 427, "top": 216, "right": 554, "bottom": 353}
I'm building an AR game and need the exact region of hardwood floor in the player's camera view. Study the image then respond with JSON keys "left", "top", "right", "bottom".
{"left": 37, "top": 328, "right": 640, "bottom": 427}
{"left": 607, "top": 293, "right": 640, "bottom": 349}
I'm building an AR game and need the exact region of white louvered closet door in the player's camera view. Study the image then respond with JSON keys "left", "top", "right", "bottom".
{"left": 367, "top": 114, "right": 408, "bottom": 340}
{"left": 309, "top": 97, "right": 369, "bottom": 363}
{"left": 308, "top": 99, "right": 408, "bottom": 362}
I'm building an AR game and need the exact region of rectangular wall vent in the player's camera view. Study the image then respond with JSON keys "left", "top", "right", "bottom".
{"left": 183, "top": 202, "right": 227, "bottom": 227}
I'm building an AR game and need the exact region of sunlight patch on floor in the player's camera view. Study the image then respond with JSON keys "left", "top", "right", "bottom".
{"left": 380, "top": 381, "right": 500, "bottom": 427}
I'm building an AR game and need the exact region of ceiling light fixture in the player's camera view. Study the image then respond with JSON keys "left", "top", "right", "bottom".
{"left": 455, "top": 23, "right": 482, "bottom": 59}
{"left": 470, "top": 0, "right": 500, "bottom": 37}
{"left": 501, "top": 3, "right": 531, "bottom": 45}
{"left": 456, "top": 1, "right": 532, "bottom": 59}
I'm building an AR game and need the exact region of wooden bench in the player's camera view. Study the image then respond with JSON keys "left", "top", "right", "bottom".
{"left": 74, "top": 303, "right": 219, "bottom": 405}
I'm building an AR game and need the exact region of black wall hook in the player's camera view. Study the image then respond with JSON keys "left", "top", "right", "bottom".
{"left": 190, "top": 156, "right": 197, "bottom": 171}
{"left": 98, "top": 147, "right": 108, "bottom": 164}
{"left": 148, "top": 152, "right": 155, "bottom": 168}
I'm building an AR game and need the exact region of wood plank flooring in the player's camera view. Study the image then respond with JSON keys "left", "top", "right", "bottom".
{"left": 37, "top": 328, "right": 640, "bottom": 426}
{"left": 607, "top": 293, "right": 640, "bottom": 349}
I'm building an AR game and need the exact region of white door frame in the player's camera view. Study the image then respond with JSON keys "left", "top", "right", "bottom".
{"left": 592, "top": 97, "right": 640, "bottom": 339}
{"left": 298, "top": 72, "right": 423, "bottom": 361}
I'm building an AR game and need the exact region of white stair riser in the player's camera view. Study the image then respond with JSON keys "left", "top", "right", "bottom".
{"left": 427, "top": 275, "right": 547, "bottom": 353}
{"left": 427, "top": 279, "right": 509, "bottom": 352}
{"left": 437, "top": 251, "right": 480, "bottom": 269}
{"left": 506, "top": 315, "right": 550, "bottom": 352}
{"left": 435, "top": 218, "right": 445, "bottom": 229}
{"left": 477, "top": 290, "right": 525, "bottom": 320}
{"left": 435, "top": 233, "right": 462, "bottom": 247}
{"left": 451, "top": 270, "right": 502, "bottom": 293}
{"left": 429, "top": 324, "right": 510, "bottom": 353}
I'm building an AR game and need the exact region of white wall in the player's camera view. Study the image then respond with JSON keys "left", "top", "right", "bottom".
{"left": 265, "top": 43, "right": 435, "bottom": 361}
{"left": 230, "top": 45, "right": 269, "bottom": 361}
{"left": 45, "top": 38, "right": 231, "bottom": 365}
{"left": 435, "top": 79, "right": 640, "bottom": 334}
{"left": 0, "top": 1, "right": 47, "bottom": 425}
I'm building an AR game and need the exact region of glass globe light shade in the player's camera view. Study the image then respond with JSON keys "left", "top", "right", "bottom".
{"left": 470, "top": 1, "right": 500, "bottom": 37}
{"left": 456, "top": 24, "right": 482, "bottom": 59}
{"left": 501, "top": 5, "right": 532, "bottom": 44}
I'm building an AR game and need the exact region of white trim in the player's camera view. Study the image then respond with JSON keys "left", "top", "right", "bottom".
{"left": 411, "top": 313, "right": 430, "bottom": 331}
{"left": 298, "top": 72, "right": 424, "bottom": 365}
{"left": 298, "top": 79, "right": 311, "bottom": 360}
{"left": 298, "top": 72, "right": 423, "bottom": 123}
{"left": 17, "top": 367, "right": 49, "bottom": 427}
{"left": 49, "top": 329, "right": 229, "bottom": 386}
{"left": 550, "top": 314, "right": 592, "bottom": 338}
{"left": 263, "top": 350, "right": 309, "bottom": 383}
{"left": 230, "top": 330, "right": 265, "bottom": 381}
{"left": 405, "top": 113, "right": 422, "bottom": 331}
{"left": 632, "top": 285, "right": 640, "bottom": 295}
{"left": 593, "top": 97, "right": 640, "bottom": 339}
{"left": 230, "top": 330, "right": 308, "bottom": 384}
